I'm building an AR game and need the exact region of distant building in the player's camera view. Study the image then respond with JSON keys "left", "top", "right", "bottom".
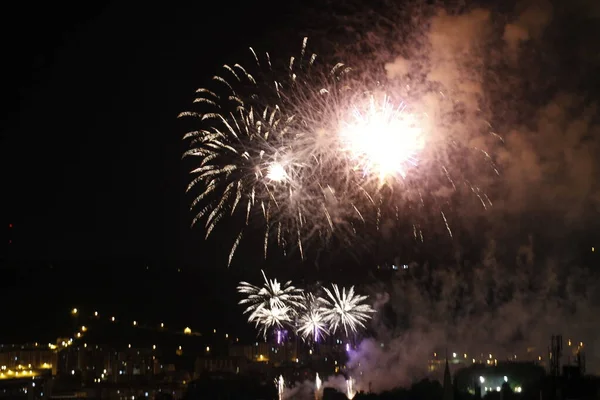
{"left": 194, "top": 356, "right": 248, "bottom": 377}
{"left": 443, "top": 356, "right": 454, "bottom": 400}
{"left": 454, "top": 362, "right": 546, "bottom": 396}
{"left": 229, "top": 342, "right": 287, "bottom": 363}
{"left": 0, "top": 345, "right": 55, "bottom": 379}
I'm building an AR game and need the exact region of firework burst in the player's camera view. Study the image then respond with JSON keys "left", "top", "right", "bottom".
{"left": 238, "top": 273, "right": 376, "bottom": 340}
{"left": 321, "top": 284, "right": 376, "bottom": 337}
{"left": 181, "top": 35, "right": 497, "bottom": 265}
{"left": 180, "top": 38, "right": 371, "bottom": 265}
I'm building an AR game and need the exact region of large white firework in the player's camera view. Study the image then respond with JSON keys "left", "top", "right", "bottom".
{"left": 321, "top": 284, "right": 376, "bottom": 336}
{"left": 237, "top": 270, "right": 304, "bottom": 336}
{"left": 296, "top": 292, "right": 330, "bottom": 342}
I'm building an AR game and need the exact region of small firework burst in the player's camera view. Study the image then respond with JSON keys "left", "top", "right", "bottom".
{"left": 296, "top": 292, "right": 329, "bottom": 342}
{"left": 237, "top": 270, "right": 304, "bottom": 337}
{"left": 321, "top": 284, "right": 376, "bottom": 336}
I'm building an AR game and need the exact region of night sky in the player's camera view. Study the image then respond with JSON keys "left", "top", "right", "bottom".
{"left": 2, "top": 3, "right": 301, "bottom": 264}
{"left": 0, "top": 2, "right": 311, "bottom": 341}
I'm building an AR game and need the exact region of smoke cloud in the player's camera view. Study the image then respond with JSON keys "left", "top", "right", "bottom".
{"left": 268, "top": 0, "right": 600, "bottom": 395}
{"left": 380, "top": 0, "right": 600, "bottom": 229}
{"left": 347, "top": 239, "right": 600, "bottom": 393}
{"left": 297, "top": 0, "right": 600, "bottom": 393}
{"left": 306, "top": 0, "right": 600, "bottom": 234}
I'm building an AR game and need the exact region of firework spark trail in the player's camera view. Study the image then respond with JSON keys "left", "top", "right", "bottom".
{"left": 277, "top": 375, "right": 285, "bottom": 400}
{"left": 321, "top": 284, "right": 376, "bottom": 337}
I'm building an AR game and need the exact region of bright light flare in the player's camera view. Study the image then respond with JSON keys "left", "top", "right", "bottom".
{"left": 266, "top": 162, "right": 287, "bottom": 182}
{"left": 339, "top": 95, "right": 424, "bottom": 182}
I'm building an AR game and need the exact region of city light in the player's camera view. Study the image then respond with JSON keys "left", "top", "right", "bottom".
{"left": 184, "top": 327, "right": 192, "bottom": 335}
{"left": 479, "top": 376, "right": 485, "bottom": 384}
{"left": 133, "top": 321, "right": 137, "bottom": 326}
{"left": 81, "top": 326, "right": 87, "bottom": 332}
{"left": 206, "top": 346, "right": 210, "bottom": 352}
{"left": 71, "top": 308, "right": 78, "bottom": 315}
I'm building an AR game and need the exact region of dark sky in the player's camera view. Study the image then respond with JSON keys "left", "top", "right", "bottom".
{"left": 1, "top": 3, "right": 304, "bottom": 265}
